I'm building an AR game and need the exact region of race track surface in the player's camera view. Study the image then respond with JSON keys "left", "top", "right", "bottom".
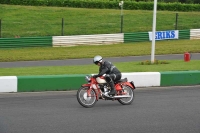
{"left": 0, "top": 86, "right": 200, "bottom": 133}
{"left": 0, "top": 53, "right": 199, "bottom": 68}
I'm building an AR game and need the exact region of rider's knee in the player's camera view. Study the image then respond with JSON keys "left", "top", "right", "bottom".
{"left": 105, "top": 74, "right": 112, "bottom": 82}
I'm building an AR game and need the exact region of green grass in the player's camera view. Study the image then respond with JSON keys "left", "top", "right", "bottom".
{"left": 1, "top": 39, "right": 200, "bottom": 62}
{"left": 1, "top": 4, "right": 200, "bottom": 38}
{"left": 0, "top": 60, "right": 199, "bottom": 76}
{"left": 0, "top": 39, "right": 199, "bottom": 76}
{"left": 0, "top": 4, "right": 199, "bottom": 76}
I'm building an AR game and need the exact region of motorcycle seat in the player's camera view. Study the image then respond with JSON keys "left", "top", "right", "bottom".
{"left": 115, "top": 78, "right": 128, "bottom": 83}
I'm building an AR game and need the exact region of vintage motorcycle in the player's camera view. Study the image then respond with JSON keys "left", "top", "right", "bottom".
{"left": 77, "top": 75, "right": 136, "bottom": 108}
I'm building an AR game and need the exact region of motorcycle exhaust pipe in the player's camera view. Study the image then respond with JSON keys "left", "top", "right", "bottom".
{"left": 113, "top": 95, "right": 131, "bottom": 98}
{"left": 102, "top": 93, "right": 131, "bottom": 99}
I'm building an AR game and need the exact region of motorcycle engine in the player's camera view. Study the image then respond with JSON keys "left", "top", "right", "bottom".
{"left": 99, "top": 84, "right": 110, "bottom": 92}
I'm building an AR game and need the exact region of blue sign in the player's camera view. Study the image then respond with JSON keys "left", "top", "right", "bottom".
{"left": 148, "top": 30, "right": 179, "bottom": 41}
{"left": 155, "top": 30, "right": 175, "bottom": 40}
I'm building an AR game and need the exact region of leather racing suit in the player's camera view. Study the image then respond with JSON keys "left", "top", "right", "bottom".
{"left": 96, "top": 60, "right": 122, "bottom": 95}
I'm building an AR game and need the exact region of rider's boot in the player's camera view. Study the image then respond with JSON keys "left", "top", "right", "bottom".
{"left": 108, "top": 81, "right": 116, "bottom": 96}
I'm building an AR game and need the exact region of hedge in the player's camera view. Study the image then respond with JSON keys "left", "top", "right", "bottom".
{"left": 0, "top": 0, "right": 200, "bottom": 12}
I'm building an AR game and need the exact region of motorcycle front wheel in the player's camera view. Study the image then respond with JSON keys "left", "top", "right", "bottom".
{"left": 118, "top": 85, "right": 134, "bottom": 105}
{"left": 77, "top": 86, "right": 97, "bottom": 108}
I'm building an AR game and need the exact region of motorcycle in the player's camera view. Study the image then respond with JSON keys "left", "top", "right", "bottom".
{"left": 77, "top": 75, "right": 136, "bottom": 108}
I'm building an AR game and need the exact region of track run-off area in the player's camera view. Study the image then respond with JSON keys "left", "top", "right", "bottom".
{"left": 0, "top": 86, "right": 199, "bottom": 133}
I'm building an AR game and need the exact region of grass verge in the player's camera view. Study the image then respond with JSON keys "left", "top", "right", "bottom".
{"left": 0, "top": 60, "right": 199, "bottom": 76}
{"left": 0, "top": 39, "right": 200, "bottom": 62}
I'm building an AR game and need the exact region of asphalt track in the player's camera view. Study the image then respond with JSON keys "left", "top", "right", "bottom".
{"left": 0, "top": 86, "right": 200, "bottom": 133}
{"left": 0, "top": 53, "right": 200, "bottom": 68}
{"left": 0, "top": 54, "right": 199, "bottom": 133}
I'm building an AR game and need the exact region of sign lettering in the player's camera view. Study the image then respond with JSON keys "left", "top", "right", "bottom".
{"left": 149, "top": 30, "right": 179, "bottom": 41}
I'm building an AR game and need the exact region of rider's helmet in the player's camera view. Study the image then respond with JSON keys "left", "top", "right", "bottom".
{"left": 93, "top": 55, "right": 103, "bottom": 65}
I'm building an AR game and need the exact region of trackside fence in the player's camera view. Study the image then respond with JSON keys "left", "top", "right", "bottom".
{"left": 0, "top": 29, "right": 199, "bottom": 48}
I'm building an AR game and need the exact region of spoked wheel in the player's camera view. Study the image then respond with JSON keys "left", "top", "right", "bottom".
{"left": 118, "top": 86, "right": 134, "bottom": 105}
{"left": 77, "top": 87, "right": 97, "bottom": 108}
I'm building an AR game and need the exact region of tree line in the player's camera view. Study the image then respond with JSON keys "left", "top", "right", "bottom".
{"left": 139, "top": 0, "right": 199, "bottom": 4}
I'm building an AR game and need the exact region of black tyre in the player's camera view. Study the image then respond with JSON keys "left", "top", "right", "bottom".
{"left": 77, "top": 86, "right": 97, "bottom": 108}
{"left": 118, "top": 86, "right": 134, "bottom": 105}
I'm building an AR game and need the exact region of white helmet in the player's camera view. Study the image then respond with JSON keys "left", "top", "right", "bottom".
{"left": 93, "top": 55, "right": 103, "bottom": 65}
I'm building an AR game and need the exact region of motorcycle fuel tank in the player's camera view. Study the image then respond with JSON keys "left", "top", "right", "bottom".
{"left": 96, "top": 77, "right": 107, "bottom": 84}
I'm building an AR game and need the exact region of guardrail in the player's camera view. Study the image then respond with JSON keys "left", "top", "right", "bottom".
{"left": 190, "top": 29, "right": 200, "bottom": 40}
{"left": 0, "top": 29, "right": 199, "bottom": 48}
{"left": 0, "top": 36, "right": 52, "bottom": 48}
{"left": 53, "top": 33, "right": 124, "bottom": 46}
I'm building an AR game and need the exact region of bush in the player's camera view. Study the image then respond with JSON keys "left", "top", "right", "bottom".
{"left": 140, "top": 60, "right": 169, "bottom": 65}
{"left": 0, "top": 0, "right": 200, "bottom": 12}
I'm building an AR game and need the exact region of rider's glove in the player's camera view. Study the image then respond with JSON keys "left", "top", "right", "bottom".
{"left": 92, "top": 75, "right": 99, "bottom": 78}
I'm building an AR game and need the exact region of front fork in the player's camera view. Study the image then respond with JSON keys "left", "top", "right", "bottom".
{"left": 82, "top": 84, "right": 100, "bottom": 101}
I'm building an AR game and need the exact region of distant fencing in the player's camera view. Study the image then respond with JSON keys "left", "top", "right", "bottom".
{"left": 123, "top": 30, "right": 191, "bottom": 42}
{"left": 124, "top": 32, "right": 149, "bottom": 43}
{"left": 53, "top": 33, "right": 124, "bottom": 47}
{"left": 0, "top": 29, "right": 199, "bottom": 48}
{"left": 0, "top": 36, "right": 52, "bottom": 48}
{"left": 190, "top": 29, "right": 200, "bottom": 40}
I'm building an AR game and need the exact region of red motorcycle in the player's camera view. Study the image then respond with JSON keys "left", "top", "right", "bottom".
{"left": 77, "top": 75, "right": 136, "bottom": 108}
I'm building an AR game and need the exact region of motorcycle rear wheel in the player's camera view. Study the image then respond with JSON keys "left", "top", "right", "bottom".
{"left": 77, "top": 86, "right": 97, "bottom": 108}
{"left": 117, "top": 86, "right": 134, "bottom": 105}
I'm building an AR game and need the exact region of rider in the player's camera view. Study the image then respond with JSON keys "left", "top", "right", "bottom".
{"left": 93, "top": 55, "right": 122, "bottom": 96}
